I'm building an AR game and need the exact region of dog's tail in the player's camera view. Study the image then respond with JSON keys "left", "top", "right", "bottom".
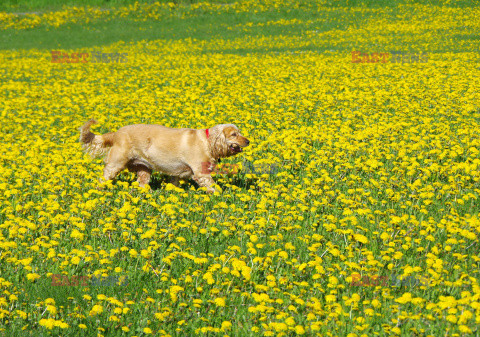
{"left": 79, "top": 119, "right": 115, "bottom": 158}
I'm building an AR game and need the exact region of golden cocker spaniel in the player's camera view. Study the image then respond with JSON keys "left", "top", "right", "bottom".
{"left": 79, "top": 120, "right": 250, "bottom": 192}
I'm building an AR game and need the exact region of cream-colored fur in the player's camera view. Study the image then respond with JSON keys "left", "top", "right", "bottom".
{"left": 79, "top": 119, "right": 249, "bottom": 192}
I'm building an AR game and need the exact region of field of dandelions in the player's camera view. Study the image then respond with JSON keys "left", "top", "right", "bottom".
{"left": 1, "top": 0, "right": 480, "bottom": 336}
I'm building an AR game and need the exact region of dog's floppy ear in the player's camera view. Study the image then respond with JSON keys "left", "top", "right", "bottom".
{"left": 208, "top": 124, "right": 229, "bottom": 159}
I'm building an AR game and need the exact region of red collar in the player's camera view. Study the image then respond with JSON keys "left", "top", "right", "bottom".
{"left": 205, "top": 128, "right": 210, "bottom": 139}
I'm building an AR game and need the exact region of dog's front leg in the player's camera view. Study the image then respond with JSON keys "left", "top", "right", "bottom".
{"left": 192, "top": 174, "right": 216, "bottom": 193}
{"left": 136, "top": 168, "right": 152, "bottom": 187}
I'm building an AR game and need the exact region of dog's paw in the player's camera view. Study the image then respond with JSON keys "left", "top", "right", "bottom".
{"left": 132, "top": 181, "right": 150, "bottom": 191}
{"left": 207, "top": 184, "right": 222, "bottom": 194}
{"left": 97, "top": 178, "right": 113, "bottom": 190}
{"left": 97, "top": 178, "right": 106, "bottom": 190}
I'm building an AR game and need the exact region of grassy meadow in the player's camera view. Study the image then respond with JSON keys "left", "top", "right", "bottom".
{"left": 1, "top": 0, "right": 480, "bottom": 336}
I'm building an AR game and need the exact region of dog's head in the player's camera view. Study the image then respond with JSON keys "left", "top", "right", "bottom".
{"left": 209, "top": 124, "right": 250, "bottom": 159}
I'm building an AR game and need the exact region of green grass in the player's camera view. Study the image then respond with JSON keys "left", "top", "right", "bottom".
{"left": 1, "top": 0, "right": 478, "bottom": 52}
{"left": 0, "top": 0, "right": 234, "bottom": 12}
{"left": 1, "top": 5, "right": 350, "bottom": 51}
{"left": 1, "top": 0, "right": 479, "bottom": 12}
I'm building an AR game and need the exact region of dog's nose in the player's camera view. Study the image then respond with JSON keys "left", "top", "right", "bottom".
{"left": 245, "top": 139, "right": 250, "bottom": 146}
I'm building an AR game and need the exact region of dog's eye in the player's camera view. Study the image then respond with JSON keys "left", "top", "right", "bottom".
{"left": 232, "top": 133, "right": 237, "bottom": 137}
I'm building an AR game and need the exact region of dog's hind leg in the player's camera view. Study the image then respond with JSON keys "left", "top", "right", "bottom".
{"left": 127, "top": 162, "right": 152, "bottom": 187}
{"left": 103, "top": 163, "right": 126, "bottom": 182}
{"left": 102, "top": 146, "right": 129, "bottom": 182}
